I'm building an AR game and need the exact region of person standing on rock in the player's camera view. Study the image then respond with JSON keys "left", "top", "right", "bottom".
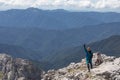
{"left": 83, "top": 44, "right": 93, "bottom": 72}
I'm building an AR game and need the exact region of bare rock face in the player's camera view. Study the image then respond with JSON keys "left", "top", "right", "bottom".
{"left": 42, "top": 53, "right": 120, "bottom": 80}
{"left": 0, "top": 53, "right": 119, "bottom": 80}
{"left": 0, "top": 53, "right": 43, "bottom": 80}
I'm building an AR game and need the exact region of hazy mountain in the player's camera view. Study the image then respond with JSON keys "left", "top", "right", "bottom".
{"left": 1, "top": 8, "right": 120, "bottom": 72}
{"left": 0, "top": 22, "right": 120, "bottom": 58}
{"left": 0, "top": 43, "right": 40, "bottom": 60}
{"left": 0, "top": 11, "right": 120, "bottom": 70}
{"left": 89, "top": 35, "right": 120, "bottom": 56}
{"left": 47, "top": 35, "right": 120, "bottom": 69}
{"left": 0, "top": 8, "right": 120, "bottom": 29}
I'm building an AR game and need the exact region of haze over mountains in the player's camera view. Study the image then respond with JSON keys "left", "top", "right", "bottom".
{"left": 0, "top": 22, "right": 120, "bottom": 57}
{"left": 0, "top": 8, "right": 120, "bottom": 70}
{"left": 0, "top": 43, "right": 39, "bottom": 59}
{"left": 0, "top": 8, "right": 120, "bottom": 29}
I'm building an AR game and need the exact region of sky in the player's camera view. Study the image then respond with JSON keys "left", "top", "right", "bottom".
{"left": 0, "top": 0, "right": 120, "bottom": 12}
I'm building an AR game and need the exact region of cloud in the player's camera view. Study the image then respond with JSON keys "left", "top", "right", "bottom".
{"left": 94, "top": 0, "right": 120, "bottom": 9}
{"left": 0, "top": 0, "right": 120, "bottom": 11}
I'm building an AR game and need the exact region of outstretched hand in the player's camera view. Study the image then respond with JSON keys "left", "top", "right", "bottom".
{"left": 83, "top": 44, "right": 86, "bottom": 47}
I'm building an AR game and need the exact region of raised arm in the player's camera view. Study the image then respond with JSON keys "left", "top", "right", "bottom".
{"left": 83, "top": 44, "right": 88, "bottom": 54}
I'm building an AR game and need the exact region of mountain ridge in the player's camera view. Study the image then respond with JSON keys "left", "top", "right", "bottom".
{"left": 1, "top": 8, "right": 120, "bottom": 29}
{"left": 0, "top": 43, "right": 40, "bottom": 60}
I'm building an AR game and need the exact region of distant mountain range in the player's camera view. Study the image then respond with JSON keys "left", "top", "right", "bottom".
{"left": 0, "top": 43, "right": 40, "bottom": 60}
{"left": 0, "top": 8, "right": 120, "bottom": 70}
{"left": 0, "top": 22, "right": 120, "bottom": 58}
{"left": 0, "top": 8, "right": 120, "bottom": 29}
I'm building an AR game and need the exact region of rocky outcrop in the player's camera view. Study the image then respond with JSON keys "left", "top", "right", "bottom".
{"left": 0, "top": 53, "right": 43, "bottom": 80}
{"left": 0, "top": 53, "right": 120, "bottom": 80}
{"left": 42, "top": 53, "right": 120, "bottom": 80}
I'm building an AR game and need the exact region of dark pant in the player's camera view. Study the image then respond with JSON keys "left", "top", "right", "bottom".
{"left": 87, "top": 60, "right": 93, "bottom": 72}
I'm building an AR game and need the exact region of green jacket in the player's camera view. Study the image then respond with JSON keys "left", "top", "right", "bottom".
{"left": 84, "top": 45, "right": 93, "bottom": 64}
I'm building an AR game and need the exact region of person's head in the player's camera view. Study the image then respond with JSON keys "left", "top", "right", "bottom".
{"left": 87, "top": 47, "right": 91, "bottom": 51}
